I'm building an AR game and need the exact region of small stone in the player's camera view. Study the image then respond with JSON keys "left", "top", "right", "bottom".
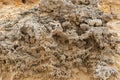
{"left": 0, "top": 32, "right": 5, "bottom": 41}
{"left": 88, "top": 19, "right": 102, "bottom": 26}
{"left": 102, "top": 14, "right": 113, "bottom": 22}
{"left": 80, "top": 23, "right": 90, "bottom": 31}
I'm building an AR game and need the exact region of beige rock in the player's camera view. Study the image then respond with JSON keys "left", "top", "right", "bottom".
{"left": 0, "top": 0, "right": 120, "bottom": 80}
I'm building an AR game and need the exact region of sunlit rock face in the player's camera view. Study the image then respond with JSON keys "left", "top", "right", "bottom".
{"left": 99, "top": 0, "right": 120, "bottom": 19}
{"left": 0, "top": 0, "right": 120, "bottom": 80}
{"left": 0, "top": 0, "right": 39, "bottom": 6}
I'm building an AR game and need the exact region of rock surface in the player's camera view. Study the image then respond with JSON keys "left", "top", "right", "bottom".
{"left": 0, "top": 0, "right": 120, "bottom": 80}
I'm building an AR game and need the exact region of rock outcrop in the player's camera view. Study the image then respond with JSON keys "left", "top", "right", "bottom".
{"left": 0, "top": 0, "right": 120, "bottom": 80}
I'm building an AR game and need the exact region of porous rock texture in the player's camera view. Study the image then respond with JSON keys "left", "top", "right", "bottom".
{"left": 0, "top": 0, "right": 120, "bottom": 80}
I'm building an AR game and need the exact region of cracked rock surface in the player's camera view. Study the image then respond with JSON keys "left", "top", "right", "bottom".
{"left": 0, "top": 0, "right": 120, "bottom": 80}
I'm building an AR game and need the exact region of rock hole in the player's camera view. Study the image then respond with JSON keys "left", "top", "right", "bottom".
{"left": 22, "top": 0, "right": 26, "bottom": 4}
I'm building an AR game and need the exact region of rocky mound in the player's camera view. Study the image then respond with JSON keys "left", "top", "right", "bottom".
{"left": 0, "top": 0, "right": 120, "bottom": 80}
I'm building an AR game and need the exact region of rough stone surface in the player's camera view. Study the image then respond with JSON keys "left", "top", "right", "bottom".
{"left": 0, "top": 0, "right": 120, "bottom": 80}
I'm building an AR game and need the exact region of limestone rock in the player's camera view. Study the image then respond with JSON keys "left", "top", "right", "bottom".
{"left": 0, "top": 0, "right": 120, "bottom": 80}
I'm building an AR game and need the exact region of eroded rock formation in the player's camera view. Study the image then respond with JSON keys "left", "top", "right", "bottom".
{"left": 0, "top": 0, "right": 120, "bottom": 80}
